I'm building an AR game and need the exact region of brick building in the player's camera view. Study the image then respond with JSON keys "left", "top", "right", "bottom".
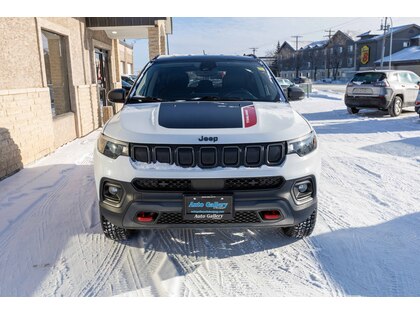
{"left": 0, "top": 17, "right": 172, "bottom": 179}
{"left": 271, "top": 24, "right": 420, "bottom": 81}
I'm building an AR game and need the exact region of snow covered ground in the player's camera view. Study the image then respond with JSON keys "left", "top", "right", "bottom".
{"left": 0, "top": 89, "right": 419, "bottom": 297}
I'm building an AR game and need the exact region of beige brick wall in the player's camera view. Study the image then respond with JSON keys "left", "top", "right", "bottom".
{"left": 52, "top": 113, "right": 77, "bottom": 149}
{"left": 77, "top": 84, "right": 100, "bottom": 136}
{"left": 0, "top": 18, "right": 43, "bottom": 90}
{"left": 0, "top": 88, "right": 54, "bottom": 177}
{"left": 148, "top": 20, "right": 167, "bottom": 60}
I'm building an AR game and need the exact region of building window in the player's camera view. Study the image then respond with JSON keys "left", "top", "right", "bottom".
{"left": 41, "top": 30, "right": 71, "bottom": 117}
{"left": 120, "top": 61, "right": 125, "bottom": 74}
{"left": 307, "top": 72, "right": 310, "bottom": 78}
{"left": 307, "top": 62, "right": 311, "bottom": 68}
{"left": 403, "top": 41, "right": 410, "bottom": 48}
{"left": 330, "top": 48, "right": 333, "bottom": 54}
{"left": 348, "top": 45, "right": 354, "bottom": 53}
{"left": 348, "top": 57, "right": 353, "bottom": 66}
{"left": 338, "top": 46, "right": 343, "bottom": 53}
{"left": 127, "top": 63, "right": 133, "bottom": 74}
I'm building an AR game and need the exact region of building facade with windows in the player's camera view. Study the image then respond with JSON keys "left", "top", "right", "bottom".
{"left": 0, "top": 17, "right": 172, "bottom": 179}
{"left": 270, "top": 24, "right": 420, "bottom": 81}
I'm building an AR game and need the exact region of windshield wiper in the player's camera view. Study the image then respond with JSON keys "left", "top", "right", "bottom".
{"left": 128, "top": 96, "right": 164, "bottom": 103}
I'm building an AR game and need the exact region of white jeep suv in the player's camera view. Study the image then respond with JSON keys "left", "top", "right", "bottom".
{"left": 94, "top": 55, "right": 320, "bottom": 241}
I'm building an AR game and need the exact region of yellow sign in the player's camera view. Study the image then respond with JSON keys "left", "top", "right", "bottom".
{"left": 361, "top": 45, "right": 370, "bottom": 65}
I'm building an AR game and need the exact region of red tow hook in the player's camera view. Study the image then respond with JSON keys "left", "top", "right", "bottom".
{"left": 261, "top": 210, "right": 281, "bottom": 220}
{"left": 137, "top": 212, "right": 156, "bottom": 223}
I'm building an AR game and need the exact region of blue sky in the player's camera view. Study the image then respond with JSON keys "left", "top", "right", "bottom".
{"left": 131, "top": 17, "right": 420, "bottom": 73}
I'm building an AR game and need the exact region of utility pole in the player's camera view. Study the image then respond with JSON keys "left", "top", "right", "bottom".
{"left": 324, "top": 29, "right": 335, "bottom": 79}
{"left": 380, "top": 17, "right": 390, "bottom": 69}
{"left": 291, "top": 35, "right": 302, "bottom": 78}
{"left": 249, "top": 47, "right": 258, "bottom": 55}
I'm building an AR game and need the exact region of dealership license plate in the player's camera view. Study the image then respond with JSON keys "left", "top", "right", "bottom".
{"left": 183, "top": 195, "right": 233, "bottom": 220}
{"left": 353, "top": 88, "right": 373, "bottom": 94}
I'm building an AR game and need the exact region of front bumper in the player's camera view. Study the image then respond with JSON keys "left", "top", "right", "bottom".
{"left": 99, "top": 175, "right": 317, "bottom": 229}
{"left": 94, "top": 145, "right": 320, "bottom": 229}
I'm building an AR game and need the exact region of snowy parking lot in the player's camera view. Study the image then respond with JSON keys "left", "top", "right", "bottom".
{"left": 0, "top": 89, "right": 419, "bottom": 297}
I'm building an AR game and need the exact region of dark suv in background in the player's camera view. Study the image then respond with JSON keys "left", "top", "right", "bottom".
{"left": 345, "top": 70, "right": 420, "bottom": 117}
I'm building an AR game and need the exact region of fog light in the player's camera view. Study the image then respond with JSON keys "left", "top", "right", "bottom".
{"left": 108, "top": 186, "right": 119, "bottom": 195}
{"left": 293, "top": 179, "right": 314, "bottom": 202}
{"left": 103, "top": 182, "right": 124, "bottom": 203}
{"left": 297, "top": 183, "right": 308, "bottom": 193}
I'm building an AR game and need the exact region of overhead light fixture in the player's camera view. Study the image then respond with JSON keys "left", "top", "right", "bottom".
{"left": 111, "top": 31, "right": 118, "bottom": 34}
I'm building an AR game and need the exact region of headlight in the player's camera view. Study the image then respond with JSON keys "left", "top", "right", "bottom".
{"left": 287, "top": 131, "right": 317, "bottom": 157}
{"left": 97, "top": 134, "right": 129, "bottom": 159}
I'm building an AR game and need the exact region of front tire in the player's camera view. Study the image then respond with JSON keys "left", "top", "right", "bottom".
{"left": 282, "top": 210, "right": 317, "bottom": 238}
{"left": 388, "top": 96, "right": 403, "bottom": 117}
{"left": 101, "top": 215, "right": 131, "bottom": 241}
{"left": 347, "top": 107, "right": 359, "bottom": 114}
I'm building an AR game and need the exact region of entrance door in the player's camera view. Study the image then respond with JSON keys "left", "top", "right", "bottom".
{"left": 95, "top": 48, "right": 110, "bottom": 107}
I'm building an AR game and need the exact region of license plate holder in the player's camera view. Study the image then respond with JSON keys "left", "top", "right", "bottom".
{"left": 183, "top": 195, "right": 233, "bottom": 220}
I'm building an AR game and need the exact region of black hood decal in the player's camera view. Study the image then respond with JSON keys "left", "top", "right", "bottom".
{"left": 158, "top": 101, "right": 253, "bottom": 129}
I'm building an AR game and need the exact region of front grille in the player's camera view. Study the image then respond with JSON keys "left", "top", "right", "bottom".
{"left": 156, "top": 212, "right": 261, "bottom": 224}
{"left": 131, "top": 142, "right": 286, "bottom": 168}
{"left": 132, "top": 176, "right": 284, "bottom": 191}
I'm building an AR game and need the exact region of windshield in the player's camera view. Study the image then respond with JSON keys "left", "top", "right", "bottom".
{"left": 130, "top": 60, "right": 282, "bottom": 102}
{"left": 351, "top": 72, "right": 386, "bottom": 84}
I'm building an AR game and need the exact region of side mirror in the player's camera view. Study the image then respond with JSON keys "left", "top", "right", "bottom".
{"left": 107, "top": 88, "right": 126, "bottom": 103}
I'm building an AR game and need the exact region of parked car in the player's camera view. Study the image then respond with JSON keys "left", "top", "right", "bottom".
{"left": 293, "top": 76, "right": 311, "bottom": 84}
{"left": 128, "top": 74, "right": 137, "bottom": 82}
{"left": 276, "top": 77, "right": 305, "bottom": 101}
{"left": 121, "top": 75, "right": 135, "bottom": 85}
{"left": 415, "top": 91, "right": 420, "bottom": 118}
{"left": 95, "top": 55, "right": 320, "bottom": 241}
{"left": 345, "top": 70, "right": 420, "bottom": 117}
{"left": 121, "top": 79, "right": 132, "bottom": 92}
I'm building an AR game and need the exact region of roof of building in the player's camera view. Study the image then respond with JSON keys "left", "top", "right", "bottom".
{"left": 359, "top": 24, "right": 420, "bottom": 43}
{"left": 303, "top": 39, "right": 328, "bottom": 49}
{"left": 374, "top": 46, "right": 420, "bottom": 64}
{"left": 412, "top": 34, "right": 420, "bottom": 39}
{"left": 357, "top": 31, "right": 377, "bottom": 38}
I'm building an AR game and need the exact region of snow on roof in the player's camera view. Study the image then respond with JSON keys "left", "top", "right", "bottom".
{"left": 375, "top": 46, "right": 420, "bottom": 64}
{"left": 371, "top": 24, "right": 418, "bottom": 41}
{"left": 303, "top": 39, "right": 328, "bottom": 49}
{"left": 357, "top": 31, "right": 378, "bottom": 38}
{"left": 412, "top": 34, "right": 420, "bottom": 39}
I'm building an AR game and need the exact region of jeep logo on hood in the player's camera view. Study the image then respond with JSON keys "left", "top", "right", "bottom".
{"left": 198, "top": 136, "right": 218, "bottom": 142}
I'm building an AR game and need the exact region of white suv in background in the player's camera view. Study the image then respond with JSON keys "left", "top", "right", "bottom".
{"left": 94, "top": 55, "right": 320, "bottom": 241}
{"left": 345, "top": 70, "right": 420, "bottom": 116}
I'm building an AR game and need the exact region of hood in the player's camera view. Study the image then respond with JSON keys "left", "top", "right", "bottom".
{"left": 104, "top": 101, "right": 311, "bottom": 144}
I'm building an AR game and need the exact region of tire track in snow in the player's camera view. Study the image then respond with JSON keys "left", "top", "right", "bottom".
{"left": 77, "top": 242, "right": 126, "bottom": 297}
{"left": 158, "top": 229, "right": 221, "bottom": 297}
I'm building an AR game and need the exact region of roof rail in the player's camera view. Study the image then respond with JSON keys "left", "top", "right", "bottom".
{"left": 243, "top": 54, "right": 258, "bottom": 59}
{"left": 151, "top": 55, "right": 160, "bottom": 61}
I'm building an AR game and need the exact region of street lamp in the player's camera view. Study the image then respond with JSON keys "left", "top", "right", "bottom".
{"left": 389, "top": 17, "right": 393, "bottom": 70}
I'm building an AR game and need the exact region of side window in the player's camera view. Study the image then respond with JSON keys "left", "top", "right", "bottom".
{"left": 398, "top": 73, "right": 412, "bottom": 84}
{"left": 408, "top": 73, "right": 420, "bottom": 83}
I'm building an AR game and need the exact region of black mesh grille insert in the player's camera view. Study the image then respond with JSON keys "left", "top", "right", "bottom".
{"left": 156, "top": 212, "right": 261, "bottom": 224}
{"left": 133, "top": 178, "right": 191, "bottom": 191}
{"left": 132, "top": 176, "right": 284, "bottom": 191}
{"left": 225, "top": 176, "right": 284, "bottom": 190}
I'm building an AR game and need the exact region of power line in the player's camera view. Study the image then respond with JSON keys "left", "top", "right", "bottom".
{"left": 249, "top": 47, "right": 258, "bottom": 54}
{"left": 291, "top": 35, "right": 303, "bottom": 50}
{"left": 324, "top": 29, "right": 336, "bottom": 40}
